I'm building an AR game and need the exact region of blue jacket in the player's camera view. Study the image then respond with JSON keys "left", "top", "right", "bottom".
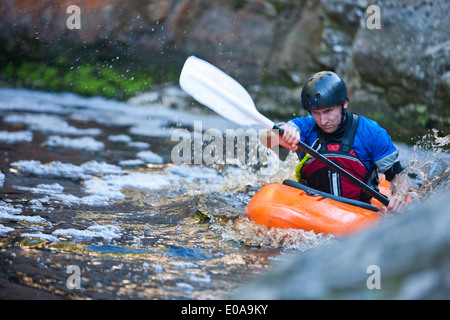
{"left": 287, "top": 114, "right": 399, "bottom": 174}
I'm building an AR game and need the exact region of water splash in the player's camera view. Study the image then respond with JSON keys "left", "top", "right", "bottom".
{"left": 404, "top": 129, "right": 450, "bottom": 202}
{"left": 219, "top": 146, "right": 300, "bottom": 190}
{"left": 211, "top": 215, "right": 335, "bottom": 251}
{"left": 195, "top": 146, "right": 336, "bottom": 251}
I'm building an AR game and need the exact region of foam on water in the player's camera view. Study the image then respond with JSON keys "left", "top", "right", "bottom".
{"left": 44, "top": 135, "right": 104, "bottom": 151}
{"left": 0, "top": 205, "right": 47, "bottom": 224}
{"left": 8, "top": 153, "right": 232, "bottom": 211}
{"left": 136, "top": 150, "right": 164, "bottom": 164}
{"left": 0, "top": 130, "right": 33, "bottom": 143}
{"left": 11, "top": 160, "right": 122, "bottom": 179}
{"left": 20, "top": 232, "right": 60, "bottom": 242}
{"left": 108, "top": 134, "right": 133, "bottom": 143}
{"left": 4, "top": 113, "right": 102, "bottom": 136}
{"left": 0, "top": 224, "right": 14, "bottom": 235}
{"left": 52, "top": 224, "right": 121, "bottom": 242}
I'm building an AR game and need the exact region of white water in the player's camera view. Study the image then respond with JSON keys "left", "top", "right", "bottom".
{"left": 0, "top": 87, "right": 448, "bottom": 299}
{"left": 0, "top": 88, "right": 287, "bottom": 248}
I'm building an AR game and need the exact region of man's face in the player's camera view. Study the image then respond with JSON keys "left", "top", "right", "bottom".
{"left": 310, "top": 103, "right": 346, "bottom": 134}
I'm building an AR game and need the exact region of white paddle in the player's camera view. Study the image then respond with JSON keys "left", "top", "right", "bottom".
{"left": 179, "top": 56, "right": 273, "bottom": 128}
{"left": 179, "top": 56, "right": 389, "bottom": 206}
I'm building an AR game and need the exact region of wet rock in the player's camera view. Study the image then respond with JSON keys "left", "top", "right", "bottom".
{"left": 270, "top": 0, "right": 449, "bottom": 132}
{"left": 232, "top": 191, "right": 450, "bottom": 299}
{"left": 350, "top": 0, "right": 450, "bottom": 119}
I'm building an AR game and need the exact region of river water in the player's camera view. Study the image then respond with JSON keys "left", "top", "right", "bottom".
{"left": 0, "top": 86, "right": 448, "bottom": 300}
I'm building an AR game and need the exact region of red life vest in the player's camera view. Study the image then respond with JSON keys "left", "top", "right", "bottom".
{"left": 299, "top": 114, "right": 374, "bottom": 203}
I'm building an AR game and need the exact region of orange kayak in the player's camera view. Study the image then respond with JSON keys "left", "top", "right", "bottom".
{"left": 245, "top": 178, "right": 390, "bottom": 238}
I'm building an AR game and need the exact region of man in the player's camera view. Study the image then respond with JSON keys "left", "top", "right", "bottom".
{"left": 260, "top": 71, "right": 409, "bottom": 213}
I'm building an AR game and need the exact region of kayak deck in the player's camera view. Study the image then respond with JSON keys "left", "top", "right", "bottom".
{"left": 245, "top": 178, "right": 390, "bottom": 238}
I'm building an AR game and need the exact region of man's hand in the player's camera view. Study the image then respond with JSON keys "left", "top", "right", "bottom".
{"left": 259, "top": 123, "right": 300, "bottom": 150}
{"left": 386, "top": 173, "right": 410, "bottom": 213}
{"left": 279, "top": 123, "right": 300, "bottom": 150}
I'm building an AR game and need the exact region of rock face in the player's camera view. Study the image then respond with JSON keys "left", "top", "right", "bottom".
{"left": 1, "top": 0, "right": 449, "bottom": 131}
{"left": 350, "top": 0, "right": 450, "bottom": 124}
{"left": 232, "top": 191, "right": 450, "bottom": 299}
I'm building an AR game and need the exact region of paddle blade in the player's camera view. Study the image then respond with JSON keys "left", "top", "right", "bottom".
{"left": 179, "top": 56, "right": 274, "bottom": 129}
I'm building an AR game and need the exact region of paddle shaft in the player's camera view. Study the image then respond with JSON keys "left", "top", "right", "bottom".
{"left": 273, "top": 124, "right": 390, "bottom": 206}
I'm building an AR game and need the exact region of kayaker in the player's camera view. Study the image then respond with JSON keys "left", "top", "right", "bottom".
{"left": 260, "top": 71, "right": 410, "bottom": 213}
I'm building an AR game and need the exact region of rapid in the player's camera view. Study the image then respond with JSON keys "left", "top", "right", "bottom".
{"left": 0, "top": 87, "right": 448, "bottom": 299}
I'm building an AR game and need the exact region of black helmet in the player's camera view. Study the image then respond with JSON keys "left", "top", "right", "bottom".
{"left": 301, "top": 71, "right": 348, "bottom": 111}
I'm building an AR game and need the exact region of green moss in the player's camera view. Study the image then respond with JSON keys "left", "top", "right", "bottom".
{"left": 0, "top": 60, "right": 156, "bottom": 101}
{"left": 19, "top": 237, "right": 48, "bottom": 248}
{"left": 49, "top": 242, "right": 88, "bottom": 253}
